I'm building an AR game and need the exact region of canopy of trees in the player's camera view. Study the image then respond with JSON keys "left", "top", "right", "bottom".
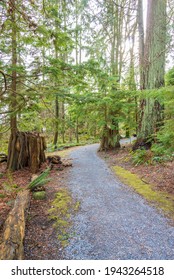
{"left": 0, "top": 0, "right": 174, "bottom": 170}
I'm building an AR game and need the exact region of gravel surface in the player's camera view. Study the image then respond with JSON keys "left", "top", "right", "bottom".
{"left": 64, "top": 144, "right": 174, "bottom": 260}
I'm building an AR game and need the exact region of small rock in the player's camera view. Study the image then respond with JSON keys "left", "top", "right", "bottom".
{"left": 41, "top": 226, "right": 47, "bottom": 230}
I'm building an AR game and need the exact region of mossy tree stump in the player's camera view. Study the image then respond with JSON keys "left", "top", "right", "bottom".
{"left": 7, "top": 131, "right": 46, "bottom": 173}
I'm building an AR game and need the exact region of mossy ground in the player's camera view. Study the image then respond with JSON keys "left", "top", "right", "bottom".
{"left": 32, "top": 191, "right": 46, "bottom": 200}
{"left": 112, "top": 165, "right": 174, "bottom": 219}
{"left": 48, "top": 188, "right": 80, "bottom": 247}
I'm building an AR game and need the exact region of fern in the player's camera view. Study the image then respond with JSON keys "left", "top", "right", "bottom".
{"left": 28, "top": 168, "right": 51, "bottom": 191}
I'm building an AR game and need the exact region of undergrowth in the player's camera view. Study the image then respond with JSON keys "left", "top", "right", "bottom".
{"left": 131, "top": 148, "right": 174, "bottom": 166}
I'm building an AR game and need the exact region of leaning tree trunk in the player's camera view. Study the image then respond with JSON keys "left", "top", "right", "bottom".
{"left": 7, "top": 132, "right": 46, "bottom": 173}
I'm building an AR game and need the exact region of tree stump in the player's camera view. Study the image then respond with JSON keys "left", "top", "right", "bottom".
{"left": 7, "top": 131, "right": 46, "bottom": 172}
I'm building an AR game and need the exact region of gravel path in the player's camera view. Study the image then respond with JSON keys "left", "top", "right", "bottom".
{"left": 64, "top": 144, "right": 174, "bottom": 260}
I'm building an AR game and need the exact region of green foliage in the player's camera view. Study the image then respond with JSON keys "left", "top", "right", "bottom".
{"left": 28, "top": 168, "right": 50, "bottom": 191}
{"left": 151, "top": 122, "right": 174, "bottom": 161}
{"left": 165, "top": 67, "right": 174, "bottom": 86}
{"left": 135, "top": 86, "right": 174, "bottom": 162}
{"left": 132, "top": 149, "right": 147, "bottom": 165}
{"left": 0, "top": 0, "right": 173, "bottom": 164}
{"left": 132, "top": 149, "right": 153, "bottom": 166}
{"left": 148, "top": 86, "right": 174, "bottom": 157}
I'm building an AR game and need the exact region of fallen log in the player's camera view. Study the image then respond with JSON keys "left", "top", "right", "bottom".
{"left": 0, "top": 189, "right": 30, "bottom": 260}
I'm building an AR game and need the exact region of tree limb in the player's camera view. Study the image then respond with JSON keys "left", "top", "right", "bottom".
{"left": 0, "top": 69, "right": 7, "bottom": 96}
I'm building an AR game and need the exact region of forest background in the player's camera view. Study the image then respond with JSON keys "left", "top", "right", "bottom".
{"left": 0, "top": 0, "right": 174, "bottom": 170}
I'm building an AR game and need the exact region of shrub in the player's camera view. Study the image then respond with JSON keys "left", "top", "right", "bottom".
{"left": 132, "top": 149, "right": 153, "bottom": 166}
{"left": 165, "top": 67, "right": 174, "bottom": 86}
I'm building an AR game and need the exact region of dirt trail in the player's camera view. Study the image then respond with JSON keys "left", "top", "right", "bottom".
{"left": 64, "top": 144, "right": 174, "bottom": 260}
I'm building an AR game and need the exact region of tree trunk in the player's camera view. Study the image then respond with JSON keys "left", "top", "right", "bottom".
{"left": 137, "top": 0, "right": 145, "bottom": 90}
{"left": 76, "top": 118, "right": 79, "bottom": 143}
{"left": 7, "top": 0, "right": 18, "bottom": 170}
{"left": 99, "top": 0, "right": 122, "bottom": 151}
{"left": 53, "top": 95, "right": 59, "bottom": 149}
{"left": 98, "top": 124, "right": 120, "bottom": 151}
{"left": 7, "top": 132, "right": 46, "bottom": 173}
{"left": 61, "top": 101, "right": 65, "bottom": 143}
{"left": 136, "top": 0, "right": 166, "bottom": 146}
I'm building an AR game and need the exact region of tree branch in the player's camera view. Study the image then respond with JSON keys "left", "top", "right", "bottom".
{"left": 0, "top": 69, "right": 7, "bottom": 96}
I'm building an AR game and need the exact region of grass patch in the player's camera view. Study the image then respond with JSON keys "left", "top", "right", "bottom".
{"left": 112, "top": 165, "right": 174, "bottom": 219}
{"left": 48, "top": 188, "right": 80, "bottom": 247}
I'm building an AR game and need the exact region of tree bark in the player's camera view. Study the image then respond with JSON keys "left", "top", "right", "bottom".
{"left": 53, "top": 95, "right": 59, "bottom": 149}
{"left": 136, "top": 0, "right": 166, "bottom": 145}
{"left": 0, "top": 189, "right": 30, "bottom": 260}
{"left": 137, "top": 0, "right": 145, "bottom": 90}
{"left": 7, "top": 0, "right": 18, "bottom": 170}
{"left": 7, "top": 132, "right": 46, "bottom": 172}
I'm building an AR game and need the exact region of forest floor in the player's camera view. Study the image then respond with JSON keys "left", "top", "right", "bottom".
{"left": 99, "top": 144, "right": 174, "bottom": 196}
{"left": 0, "top": 147, "right": 78, "bottom": 258}
{"left": 0, "top": 141, "right": 174, "bottom": 259}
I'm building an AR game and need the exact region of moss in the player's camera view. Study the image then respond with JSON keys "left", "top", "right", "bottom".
{"left": 112, "top": 165, "right": 174, "bottom": 219}
{"left": 74, "top": 201, "right": 81, "bottom": 211}
{"left": 48, "top": 188, "right": 79, "bottom": 246}
{"left": 32, "top": 191, "right": 46, "bottom": 200}
{"left": 12, "top": 184, "right": 18, "bottom": 189}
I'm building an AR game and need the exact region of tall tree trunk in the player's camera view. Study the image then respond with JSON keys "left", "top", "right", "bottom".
{"left": 137, "top": 0, "right": 145, "bottom": 90}
{"left": 99, "top": 0, "right": 123, "bottom": 151}
{"left": 53, "top": 95, "right": 59, "bottom": 149}
{"left": 7, "top": 1, "right": 46, "bottom": 171}
{"left": 76, "top": 118, "right": 79, "bottom": 144}
{"left": 7, "top": 0, "right": 18, "bottom": 170}
{"left": 137, "top": 0, "right": 166, "bottom": 144}
{"left": 53, "top": 1, "right": 60, "bottom": 149}
{"left": 61, "top": 100, "right": 65, "bottom": 143}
